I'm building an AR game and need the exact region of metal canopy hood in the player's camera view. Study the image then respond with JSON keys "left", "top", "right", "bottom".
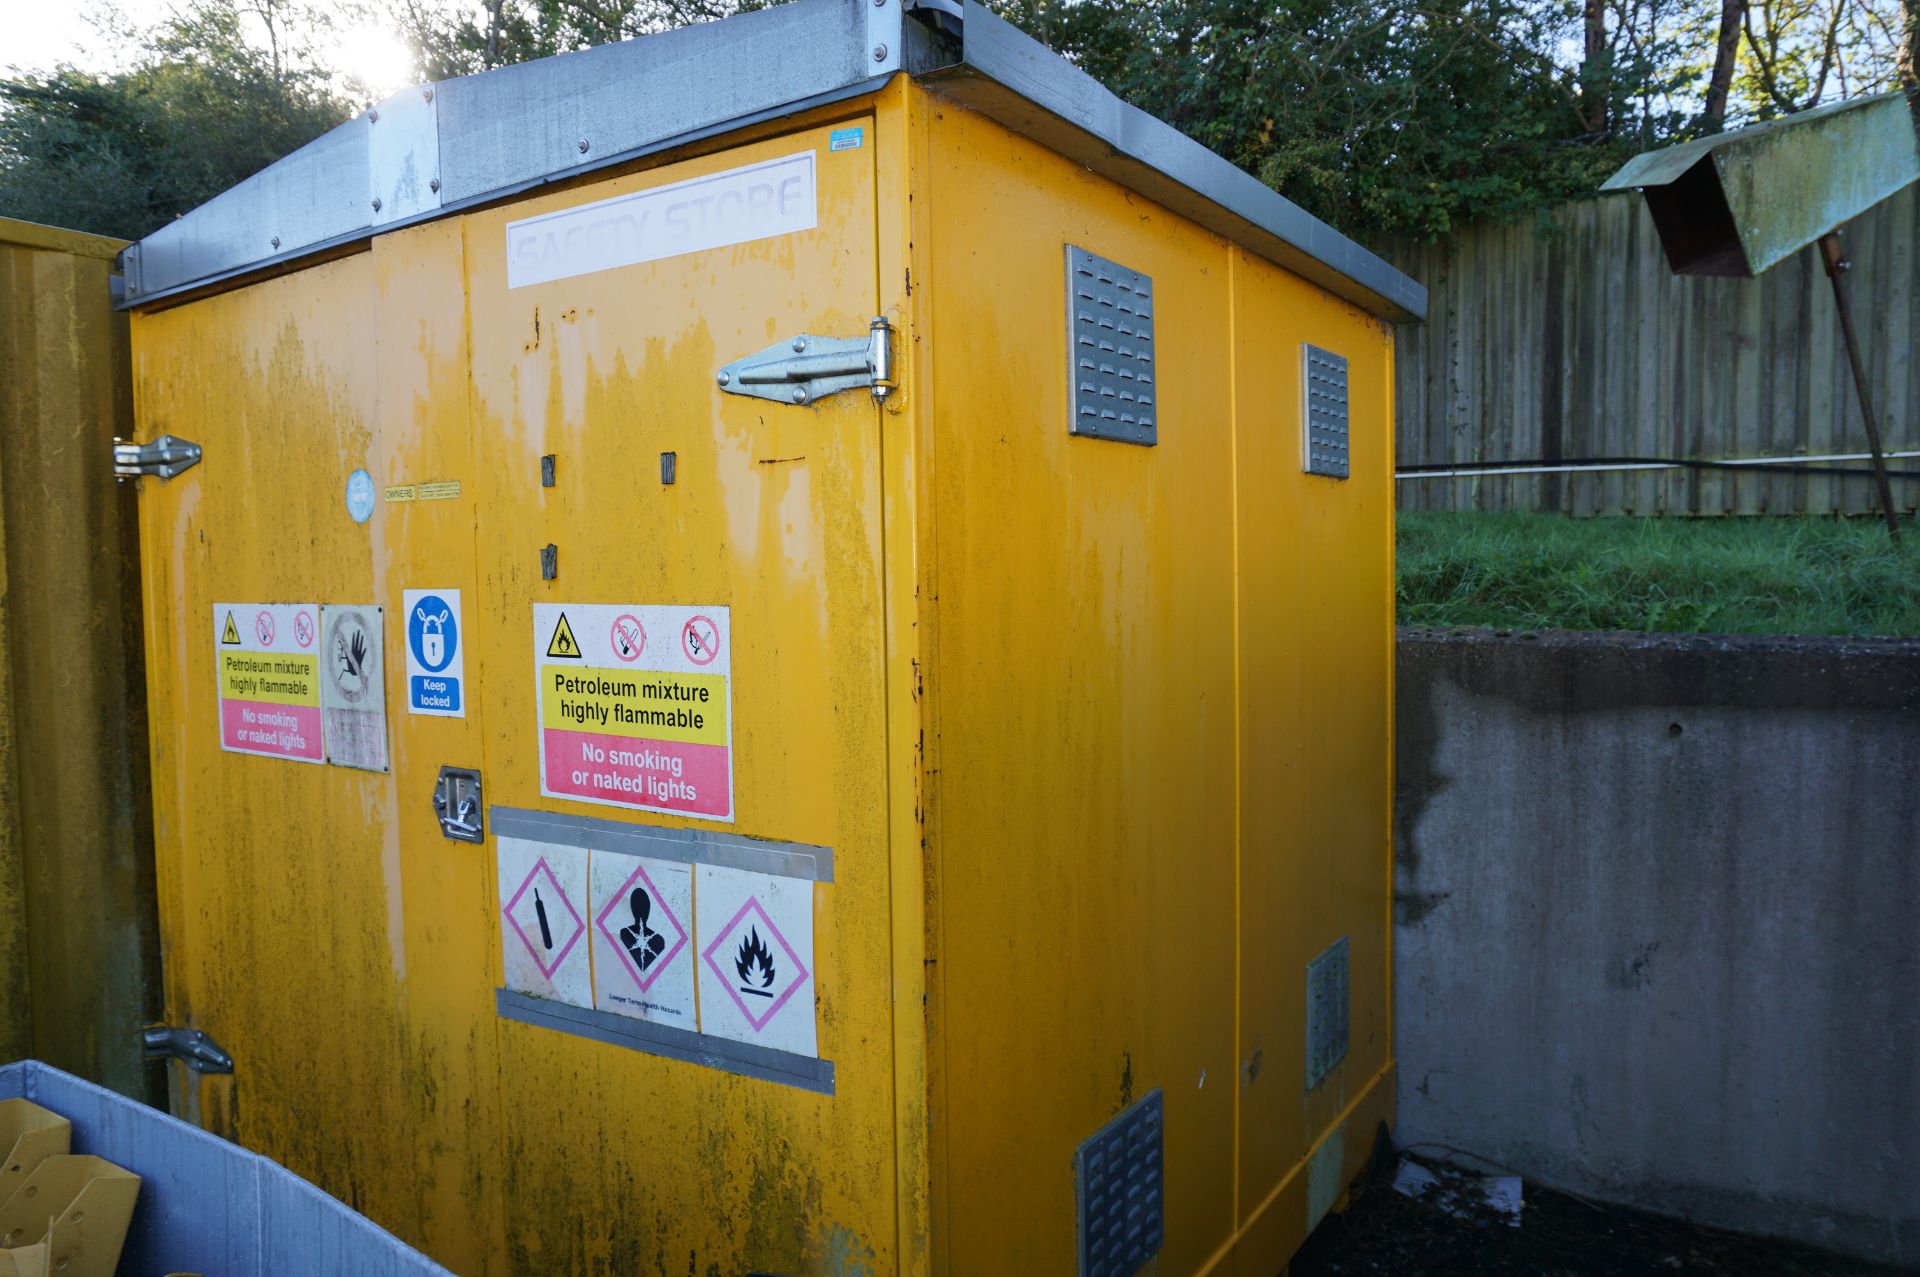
{"left": 1600, "top": 91, "right": 1920, "bottom": 278}
{"left": 119, "top": 0, "right": 1425, "bottom": 321}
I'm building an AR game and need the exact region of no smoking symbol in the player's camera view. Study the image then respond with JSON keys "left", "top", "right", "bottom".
{"left": 610, "top": 615, "right": 645, "bottom": 663}
{"left": 293, "top": 611, "right": 316, "bottom": 649}
{"left": 254, "top": 611, "right": 276, "bottom": 646}
{"left": 681, "top": 616, "right": 718, "bottom": 666}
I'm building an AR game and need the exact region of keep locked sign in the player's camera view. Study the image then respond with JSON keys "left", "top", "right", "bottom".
{"left": 404, "top": 588, "right": 465, "bottom": 717}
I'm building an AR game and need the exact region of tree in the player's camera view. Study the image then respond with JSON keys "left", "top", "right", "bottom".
{"left": 1703, "top": 0, "right": 1752, "bottom": 130}
{"left": 1735, "top": 0, "right": 1906, "bottom": 115}
{"left": 0, "top": 0, "right": 351, "bottom": 240}
{"left": 382, "top": 0, "right": 769, "bottom": 78}
{"left": 986, "top": 0, "right": 1692, "bottom": 240}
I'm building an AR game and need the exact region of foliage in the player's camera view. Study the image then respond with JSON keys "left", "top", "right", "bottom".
{"left": 1733, "top": 0, "right": 1909, "bottom": 115}
{"left": 3, "top": 0, "right": 1911, "bottom": 244}
{"left": 0, "top": 0, "right": 352, "bottom": 240}
{"left": 987, "top": 0, "right": 1736, "bottom": 240}
{"left": 384, "top": 0, "right": 769, "bottom": 77}
{"left": 1397, "top": 512, "right": 1920, "bottom": 636}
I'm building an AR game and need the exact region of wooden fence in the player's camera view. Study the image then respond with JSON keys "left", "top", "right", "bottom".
{"left": 1378, "top": 183, "right": 1919, "bottom": 515}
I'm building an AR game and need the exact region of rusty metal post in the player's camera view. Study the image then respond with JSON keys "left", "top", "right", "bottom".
{"left": 1818, "top": 230, "right": 1901, "bottom": 538}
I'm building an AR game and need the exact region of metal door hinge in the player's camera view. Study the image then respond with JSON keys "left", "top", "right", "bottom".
{"left": 113, "top": 435, "right": 202, "bottom": 480}
{"left": 434, "top": 766, "right": 484, "bottom": 842}
{"left": 716, "top": 316, "right": 895, "bottom": 407}
{"left": 143, "top": 1025, "right": 233, "bottom": 1074}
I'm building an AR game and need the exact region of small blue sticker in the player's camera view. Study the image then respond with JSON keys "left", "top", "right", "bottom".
{"left": 345, "top": 469, "right": 375, "bottom": 524}
{"left": 829, "top": 127, "right": 864, "bottom": 153}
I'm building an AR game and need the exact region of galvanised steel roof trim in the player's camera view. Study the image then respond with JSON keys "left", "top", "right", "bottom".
{"left": 119, "top": 0, "right": 1426, "bottom": 322}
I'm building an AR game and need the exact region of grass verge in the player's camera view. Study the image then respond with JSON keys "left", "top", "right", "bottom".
{"left": 1396, "top": 513, "right": 1920, "bottom": 637}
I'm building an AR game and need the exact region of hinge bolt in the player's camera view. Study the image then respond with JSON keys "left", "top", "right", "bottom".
{"left": 578, "top": 138, "right": 590, "bottom": 153}
{"left": 717, "top": 371, "right": 731, "bottom": 386}
{"left": 791, "top": 389, "right": 807, "bottom": 404}
{"left": 873, "top": 43, "right": 888, "bottom": 61}
{"left": 792, "top": 338, "right": 807, "bottom": 353}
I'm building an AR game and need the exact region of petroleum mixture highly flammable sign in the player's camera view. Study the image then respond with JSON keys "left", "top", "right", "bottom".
{"left": 534, "top": 604, "right": 733, "bottom": 821}
{"left": 215, "top": 602, "right": 323, "bottom": 762}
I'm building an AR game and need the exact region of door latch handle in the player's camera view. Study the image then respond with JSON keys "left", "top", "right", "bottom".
{"left": 143, "top": 1024, "right": 234, "bottom": 1074}
{"left": 434, "top": 766, "right": 484, "bottom": 843}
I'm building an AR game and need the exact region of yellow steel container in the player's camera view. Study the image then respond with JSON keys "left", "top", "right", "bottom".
{"left": 117, "top": 5, "right": 1422, "bottom": 1273}
{"left": 0, "top": 218, "right": 161, "bottom": 1102}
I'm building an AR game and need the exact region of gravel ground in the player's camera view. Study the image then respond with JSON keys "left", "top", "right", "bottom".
{"left": 1290, "top": 1158, "right": 1914, "bottom": 1277}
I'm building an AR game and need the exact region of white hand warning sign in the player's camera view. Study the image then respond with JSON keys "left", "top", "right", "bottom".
{"left": 320, "top": 605, "right": 388, "bottom": 772}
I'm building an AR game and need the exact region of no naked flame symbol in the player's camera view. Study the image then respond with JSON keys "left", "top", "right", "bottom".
{"left": 735, "top": 927, "right": 776, "bottom": 997}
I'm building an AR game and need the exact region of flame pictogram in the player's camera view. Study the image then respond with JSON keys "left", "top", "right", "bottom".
{"left": 734, "top": 926, "right": 776, "bottom": 996}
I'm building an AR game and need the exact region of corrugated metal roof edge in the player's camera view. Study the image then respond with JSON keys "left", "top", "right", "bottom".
{"left": 117, "top": 0, "right": 1424, "bottom": 322}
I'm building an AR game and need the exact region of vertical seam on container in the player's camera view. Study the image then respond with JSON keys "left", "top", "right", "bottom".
{"left": 1226, "top": 243, "right": 1244, "bottom": 1227}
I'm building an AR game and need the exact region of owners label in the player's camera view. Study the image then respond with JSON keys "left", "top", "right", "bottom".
{"left": 215, "top": 602, "right": 323, "bottom": 763}
{"left": 534, "top": 604, "right": 733, "bottom": 822}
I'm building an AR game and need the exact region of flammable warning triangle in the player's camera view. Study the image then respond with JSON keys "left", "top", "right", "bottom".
{"left": 546, "top": 612, "right": 582, "bottom": 659}
{"left": 221, "top": 611, "right": 241, "bottom": 645}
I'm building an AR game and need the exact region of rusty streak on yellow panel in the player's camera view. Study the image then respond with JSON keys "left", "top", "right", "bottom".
{"left": 920, "top": 98, "right": 1241, "bottom": 1277}
{"left": 455, "top": 112, "right": 899, "bottom": 1274}
{"left": 369, "top": 214, "right": 509, "bottom": 1273}
{"left": 873, "top": 76, "right": 936, "bottom": 1277}
{"left": 0, "top": 218, "right": 160, "bottom": 1101}
{"left": 130, "top": 250, "right": 431, "bottom": 1237}
{"left": 915, "top": 92, "right": 1397, "bottom": 1273}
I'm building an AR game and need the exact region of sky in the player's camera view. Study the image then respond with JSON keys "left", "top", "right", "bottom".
{"left": 0, "top": 0, "right": 419, "bottom": 97}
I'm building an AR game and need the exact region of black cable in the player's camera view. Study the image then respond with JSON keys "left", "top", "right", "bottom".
{"left": 1396, "top": 455, "right": 1920, "bottom": 480}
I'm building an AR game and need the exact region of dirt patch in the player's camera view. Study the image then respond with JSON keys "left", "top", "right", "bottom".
{"left": 1292, "top": 1162, "right": 1916, "bottom": 1276}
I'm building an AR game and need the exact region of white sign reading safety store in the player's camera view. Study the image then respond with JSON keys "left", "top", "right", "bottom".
{"left": 505, "top": 152, "right": 817, "bottom": 288}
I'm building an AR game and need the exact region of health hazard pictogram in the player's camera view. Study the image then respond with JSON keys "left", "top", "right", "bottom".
{"left": 595, "top": 862, "right": 687, "bottom": 994}
{"left": 701, "top": 896, "right": 809, "bottom": 1032}
{"left": 546, "top": 612, "right": 582, "bottom": 659}
{"left": 504, "top": 856, "right": 585, "bottom": 979}
{"left": 221, "top": 612, "right": 241, "bottom": 645}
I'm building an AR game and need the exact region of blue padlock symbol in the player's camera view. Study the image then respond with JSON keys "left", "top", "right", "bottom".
{"left": 417, "top": 606, "right": 449, "bottom": 667}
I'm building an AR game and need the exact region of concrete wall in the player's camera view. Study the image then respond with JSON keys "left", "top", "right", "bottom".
{"left": 1394, "top": 628, "right": 1920, "bottom": 1264}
